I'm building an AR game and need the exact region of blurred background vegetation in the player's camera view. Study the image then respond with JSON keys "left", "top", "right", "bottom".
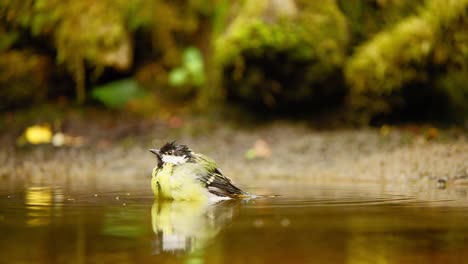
{"left": 1, "top": 0, "right": 468, "bottom": 125}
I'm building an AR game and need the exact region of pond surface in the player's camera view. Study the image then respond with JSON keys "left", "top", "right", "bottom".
{"left": 0, "top": 184, "right": 467, "bottom": 263}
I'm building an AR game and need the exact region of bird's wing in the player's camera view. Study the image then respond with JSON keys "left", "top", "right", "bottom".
{"left": 192, "top": 153, "right": 246, "bottom": 198}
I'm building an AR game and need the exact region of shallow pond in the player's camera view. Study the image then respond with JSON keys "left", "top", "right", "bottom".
{"left": 0, "top": 184, "right": 467, "bottom": 263}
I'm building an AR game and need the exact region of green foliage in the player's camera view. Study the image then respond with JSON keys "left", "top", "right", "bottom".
{"left": 169, "top": 68, "right": 188, "bottom": 87}
{"left": 91, "top": 79, "right": 146, "bottom": 109}
{"left": 168, "top": 47, "right": 205, "bottom": 88}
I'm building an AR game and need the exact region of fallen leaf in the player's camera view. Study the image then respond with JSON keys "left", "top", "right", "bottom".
{"left": 245, "top": 139, "right": 271, "bottom": 160}
{"left": 24, "top": 125, "right": 52, "bottom": 144}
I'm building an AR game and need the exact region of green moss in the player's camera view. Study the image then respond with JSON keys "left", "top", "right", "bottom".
{"left": 216, "top": 0, "right": 348, "bottom": 66}
{"left": 215, "top": 0, "right": 349, "bottom": 107}
{"left": 346, "top": 16, "right": 434, "bottom": 94}
{"left": 338, "top": 0, "right": 424, "bottom": 45}
{"left": 345, "top": 0, "right": 468, "bottom": 121}
{"left": 1, "top": 0, "right": 216, "bottom": 105}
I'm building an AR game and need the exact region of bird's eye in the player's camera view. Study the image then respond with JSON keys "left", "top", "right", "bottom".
{"left": 168, "top": 151, "right": 172, "bottom": 155}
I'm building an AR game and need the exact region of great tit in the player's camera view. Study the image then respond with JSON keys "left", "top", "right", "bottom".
{"left": 149, "top": 142, "right": 248, "bottom": 201}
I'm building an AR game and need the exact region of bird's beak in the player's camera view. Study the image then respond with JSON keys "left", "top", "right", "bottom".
{"left": 149, "top": 149, "right": 161, "bottom": 158}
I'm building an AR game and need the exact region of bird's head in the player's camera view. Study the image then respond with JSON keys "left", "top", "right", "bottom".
{"left": 150, "top": 142, "right": 193, "bottom": 166}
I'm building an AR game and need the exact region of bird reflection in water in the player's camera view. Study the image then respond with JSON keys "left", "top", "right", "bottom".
{"left": 151, "top": 199, "right": 241, "bottom": 254}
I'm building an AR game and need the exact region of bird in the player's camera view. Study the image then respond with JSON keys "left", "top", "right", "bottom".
{"left": 149, "top": 142, "right": 248, "bottom": 201}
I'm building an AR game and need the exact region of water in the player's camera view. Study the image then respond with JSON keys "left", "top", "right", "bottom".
{"left": 0, "top": 185, "right": 467, "bottom": 263}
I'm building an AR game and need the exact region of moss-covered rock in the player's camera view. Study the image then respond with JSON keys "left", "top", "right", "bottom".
{"left": 430, "top": 0, "right": 468, "bottom": 120}
{"left": 0, "top": 0, "right": 133, "bottom": 103}
{"left": 55, "top": 1, "right": 133, "bottom": 103}
{"left": 338, "top": 0, "right": 424, "bottom": 45}
{"left": 345, "top": 0, "right": 468, "bottom": 123}
{"left": 0, "top": 50, "right": 51, "bottom": 109}
{"left": 345, "top": 16, "right": 435, "bottom": 119}
{"left": 0, "top": 0, "right": 214, "bottom": 105}
{"left": 56, "top": 2, "right": 132, "bottom": 71}
{"left": 215, "top": 0, "right": 349, "bottom": 108}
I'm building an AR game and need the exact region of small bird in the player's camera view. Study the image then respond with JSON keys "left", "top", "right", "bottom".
{"left": 149, "top": 142, "right": 248, "bottom": 201}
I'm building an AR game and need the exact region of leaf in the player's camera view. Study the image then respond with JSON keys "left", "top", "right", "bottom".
{"left": 169, "top": 47, "right": 206, "bottom": 88}
{"left": 24, "top": 125, "right": 52, "bottom": 144}
{"left": 183, "top": 46, "right": 204, "bottom": 75}
{"left": 168, "top": 67, "right": 188, "bottom": 87}
{"left": 91, "top": 78, "right": 145, "bottom": 109}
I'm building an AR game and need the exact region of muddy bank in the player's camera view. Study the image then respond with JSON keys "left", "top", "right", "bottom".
{"left": 1, "top": 118, "right": 466, "bottom": 194}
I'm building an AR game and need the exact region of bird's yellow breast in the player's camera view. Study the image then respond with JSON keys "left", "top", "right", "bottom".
{"left": 152, "top": 163, "right": 209, "bottom": 201}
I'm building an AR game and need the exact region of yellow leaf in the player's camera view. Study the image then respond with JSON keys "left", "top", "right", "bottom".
{"left": 25, "top": 125, "right": 52, "bottom": 144}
